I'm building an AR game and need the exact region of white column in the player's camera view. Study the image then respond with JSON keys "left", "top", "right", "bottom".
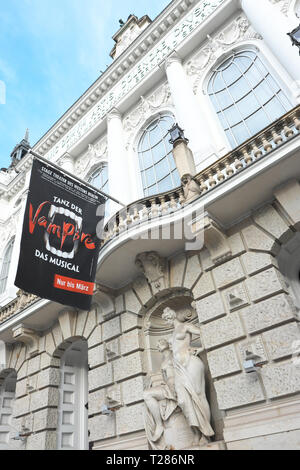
{"left": 241, "top": 0, "right": 300, "bottom": 84}
{"left": 107, "top": 108, "right": 132, "bottom": 215}
{"left": 165, "top": 53, "right": 217, "bottom": 171}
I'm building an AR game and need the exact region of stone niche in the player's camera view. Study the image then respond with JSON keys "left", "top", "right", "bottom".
{"left": 142, "top": 291, "right": 224, "bottom": 450}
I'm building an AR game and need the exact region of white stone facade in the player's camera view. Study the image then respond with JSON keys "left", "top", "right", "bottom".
{"left": 0, "top": 0, "right": 300, "bottom": 450}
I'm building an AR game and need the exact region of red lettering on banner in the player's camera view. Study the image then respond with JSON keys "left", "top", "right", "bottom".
{"left": 61, "top": 222, "right": 75, "bottom": 250}
{"left": 29, "top": 201, "right": 51, "bottom": 234}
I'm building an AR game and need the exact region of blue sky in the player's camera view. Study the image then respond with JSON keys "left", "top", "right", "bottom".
{"left": 0, "top": 0, "right": 170, "bottom": 168}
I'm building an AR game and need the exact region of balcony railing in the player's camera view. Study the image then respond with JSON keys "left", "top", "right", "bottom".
{"left": 101, "top": 105, "right": 300, "bottom": 247}
{"left": 0, "top": 291, "right": 38, "bottom": 325}
{"left": 0, "top": 106, "right": 300, "bottom": 326}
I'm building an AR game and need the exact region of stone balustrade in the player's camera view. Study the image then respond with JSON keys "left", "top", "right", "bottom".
{"left": 0, "top": 298, "right": 19, "bottom": 323}
{"left": 101, "top": 105, "right": 300, "bottom": 247}
{"left": 0, "top": 291, "right": 38, "bottom": 325}
{"left": 0, "top": 106, "right": 299, "bottom": 325}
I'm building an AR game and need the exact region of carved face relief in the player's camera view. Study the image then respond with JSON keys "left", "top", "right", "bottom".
{"left": 135, "top": 251, "right": 167, "bottom": 293}
{"left": 162, "top": 307, "right": 176, "bottom": 325}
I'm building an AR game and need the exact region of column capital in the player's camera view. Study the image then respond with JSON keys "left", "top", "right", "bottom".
{"left": 164, "top": 52, "right": 182, "bottom": 71}
{"left": 57, "top": 152, "right": 73, "bottom": 166}
{"left": 107, "top": 107, "right": 122, "bottom": 123}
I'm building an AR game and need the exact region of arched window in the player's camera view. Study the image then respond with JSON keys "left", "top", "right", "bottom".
{"left": 89, "top": 164, "right": 108, "bottom": 193}
{"left": 138, "top": 115, "right": 181, "bottom": 197}
{"left": 89, "top": 165, "right": 109, "bottom": 220}
{"left": 208, "top": 50, "right": 292, "bottom": 148}
{"left": 0, "top": 239, "right": 14, "bottom": 296}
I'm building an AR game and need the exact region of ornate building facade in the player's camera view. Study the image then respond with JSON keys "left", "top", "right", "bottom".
{"left": 0, "top": 0, "right": 300, "bottom": 450}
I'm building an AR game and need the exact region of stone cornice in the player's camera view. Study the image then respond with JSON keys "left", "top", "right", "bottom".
{"left": 32, "top": 0, "right": 227, "bottom": 161}
{"left": 0, "top": 154, "right": 33, "bottom": 200}
{"left": 0, "top": 0, "right": 230, "bottom": 196}
{"left": 107, "top": 107, "right": 122, "bottom": 123}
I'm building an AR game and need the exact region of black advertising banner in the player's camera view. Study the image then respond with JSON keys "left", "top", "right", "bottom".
{"left": 15, "top": 158, "right": 106, "bottom": 310}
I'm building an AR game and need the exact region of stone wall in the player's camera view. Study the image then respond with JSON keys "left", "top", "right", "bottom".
{"left": 2, "top": 199, "right": 300, "bottom": 450}
{"left": 89, "top": 201, "right": 300, "bottom": 449}
{"left": 88, "top": 295, "right": 148, "bottom": 448}
{"left": 4, "top": 308, "right": 99, "bottom": 450}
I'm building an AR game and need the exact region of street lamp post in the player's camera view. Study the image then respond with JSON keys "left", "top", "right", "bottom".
{"left": 169, "top": 123, "right": 189, "bottom": 146}
{"left": 288, "top": 24, "right": 300, "bottom": 55}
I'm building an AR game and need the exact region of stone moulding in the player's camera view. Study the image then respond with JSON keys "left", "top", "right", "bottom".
{"left": 135, "top": 252, "right": 167, "bottom": 294}
{"left": 100, "top": 105, "right": 300, "bottom": 249}
{"left": 34, "top": 0, "right": 225, "bottom": 161}
{"left": 191, "top": 214, "right": 232, "bottom": 265}
{"left": 12, "top": 324, "right": 40, "bottom": 357}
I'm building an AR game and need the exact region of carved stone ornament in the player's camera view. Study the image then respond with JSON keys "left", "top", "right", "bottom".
{"left": 57, "top": 152, "right": 73, "bottom": 168}
{"left": 123, "top": 83, "right": 173, "bottom": 150}
{"left": 15, "top": 289, "right": 38, "bottom": 314}
{"left": 269, "top": 0, "right": 293, "bottom": 16}
{"left": 12, "top": 323, "right": 40, "bottom": 357}
{"left": 185, "top": 14, "right": 263, "bottom": 94}
{"left": 135, "top": 252, "right": 167, "bottom": 294}
{"left": 143, "top": 308, "right": 214, "bottom": 450}
{"left": 75, "top": 138, "right": 108, "bottom": 178}
{"left": 182, "top": 175, "right": 201, "bottom": 204}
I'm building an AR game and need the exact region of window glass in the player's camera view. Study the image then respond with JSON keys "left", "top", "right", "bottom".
{"left": 138, "top": 115, "right": 180, "bottom": 196}
{"left": 89, "top": 165, "right": 108, "bottom": 193}
{"left": 0, "top": 239, "right": 14, "bottom": 295}
{"left": 89, "top": 165, "right": 109, "bottom": 219}
{"left": 208, "top": 50, "right": 292, "bottom": 148}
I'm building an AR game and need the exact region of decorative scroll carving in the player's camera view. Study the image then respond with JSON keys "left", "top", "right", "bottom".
{"left": 269, "top": 0, "right": 293, "bottom": 16}
{"left": 15, "top": 290, "right": 38, "bottom": 313}
{"left": 75, "top": 138, "right": 108, "bottom": 178}
{"left": 186, "top": 14, "right": 262, "bottom": 94}
{"left": 123, "top": 83, "right": 173, "bottom": 150}
{"left": 135, "top": 252, "right": 167, "bottom": 294}
{"left": 57, "top": 152, "right": 73, "bottom": 168}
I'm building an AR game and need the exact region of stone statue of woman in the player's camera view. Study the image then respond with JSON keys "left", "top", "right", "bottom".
{"left": 143, "top": 339, "right": 178, "bottom": 449}
{"left": 162, "top": 307, "right": 215, "bottom": 446}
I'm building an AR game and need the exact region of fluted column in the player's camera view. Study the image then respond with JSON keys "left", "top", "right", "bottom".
{"left": 165, "top": 53, "right": 217, "bottom": 170}
{"left": 107, "top": 108, "right": 132, "bottom": 214}
{"left": 241, "top": 0, "right": 300, "bottom": 85}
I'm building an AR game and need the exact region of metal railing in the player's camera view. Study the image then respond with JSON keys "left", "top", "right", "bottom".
{"left": 0, "top": 105, "right": 300, "bottom": 325}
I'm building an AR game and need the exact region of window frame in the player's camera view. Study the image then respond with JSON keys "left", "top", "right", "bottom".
{"left": 206, "top": 47, "right": 293, "bottom": 149}
{"left": 88, "top": 163, "right": 109, "bottom": 194}
{"left": 0, "top": 238, "right": 15, "bottom": 296}
{"left": 137, "top": 113, "right": 180, "bottom": 197}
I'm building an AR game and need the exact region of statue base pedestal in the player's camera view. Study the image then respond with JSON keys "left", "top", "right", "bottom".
{"left": 183, "top": 440, "right": 227, "bottom": 451}
{"left": 162, "top": 411, "right": 225, "bottom": 451}
{"left": 163, "top": 410, "right": 195, "bottom": 449}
